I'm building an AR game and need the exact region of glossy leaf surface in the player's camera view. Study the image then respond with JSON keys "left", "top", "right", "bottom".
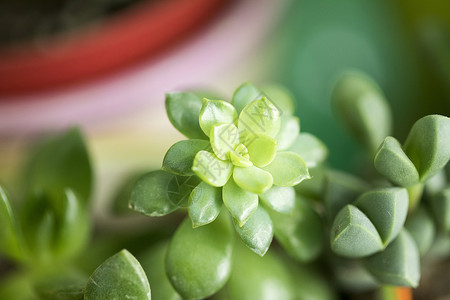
{"left": 85, "top": 249, "right": 151, "bottom": 300}
{"left": 232, "top": 82, "right": 263, "bottom": 114}
{"left": 166, "top": 215, "right": 233, "bottom": 299}
{"left": 223, "top": 178, "right": 258, "bottom": 226}
{"left": 0, "top": 187, "right": 25, "bottom": 261}
{"left": 210, "top": 124, "right": 239, "bottom": 160}
{"left": 162, "top": 140, "right": 210, "bottom": 176}
{"left": 234, "top": 205, "right": 273, "bottom": 256}
{"left": 192, "top": 151, "right": 233, "bottom": 187}
{"left": 275, "top": 115, "right": 300, "bottom": 151}
{"left": 374, "top": 136, "right": 419, "bottom": 187}
{"left": 233, "top": 165, "right": 273, "bottom": 194}
{"left": 246, "top": 134, "right": 278, "bottom": 167}
{"left": 199, "top": 99, "right": 238, "bottom": 137}
{"left": 165, "top": 92, "right": 207, "bottom": 139}
{"left": 288, "top": 133, "right": 328, "bottom": 168}
{"left": 403, "top": 114, "right": 450, "bottom": 182}
{"left": 330, "top": 205, "right": 383, "bottom": 257}
{"left": 363, "top": 230, "right": 420, "bottom": 287}
{"left": 262, "top": 152, "right": 310, "bottom": 187}
{"left": 188, "top": 182, "right": 222, "bottom": 227}
{"left": 354, "top": 187, "right": 408, "bottom": 245}
{"left": 259, "top": 186, "right": 295, "bottom": 214}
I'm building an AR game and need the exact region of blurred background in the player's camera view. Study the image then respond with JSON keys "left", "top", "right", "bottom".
{"left": 0, "top": 0, "right": 449, "bottom": 220}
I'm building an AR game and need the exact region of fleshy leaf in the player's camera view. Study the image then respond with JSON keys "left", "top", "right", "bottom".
{"left": 354, "top": 187, "right": 409, "bottom": 245}
{"left": 403, "top": 114, "right": 450, "bottom": 182}
{"left": 34, "top": 273, "right": 86, "bottom": 300}
{"left": 232, "top": 82, "right": 263, "bottom": 114}
{"left": 138, "top": 242, "right": 181, "bottom": 300}
{"left": 238, "top": 97, "right": 281, "bottom": 142}
{"left": 0, "top": 187, "right": 26, "bottom": 261}
{"left": 288, "top": 133, "right": 328, "bottom": 168}
{"left": 324, "top": 170, "right": 370, "bottom": 222}
{"left": 260, "top": 84, "right": 296, "bottom": 115}
{"left": 26, "top": 128, "right": 92, "bottom": 205}
{"left": 246, "top": 134, "right": 277, "bottom": 167}
{"left": 405, "top": 206, "right": 436, "bottom": 256}
{"left": 228, "top": 243, "right": 296, "bottom": 300}
{"left": 233, "top": 165, "right": 273, "bottom": 194}
{"left": 262, "top": 152, "right": 310, "bottom": 187}
{"left": 222, "top": 178, "right": 258, "bottom": 226}
{"left": 165, "top": 92, "right": 207, "bottom": 139}
{"left": 192, "top": 151, "right": 233, "bottom": 187}
{"left": 229, "top": 151, "right": 252, "bottom": 167}
{"left": 166, "top": 214, "right": 233, "bottom": 299}
{"left": 189, "top": 182, "right": 222, "bottom": 228}
{"left": 162, "top": 140, "right": 210, "bottom": 176}
{"left": 274, "top": 115, "right": 300, "bottom": 151}
{"left": 84, "top": 250, "right": 151, "bottom": 300}
{"left": 331, "top": 71, "right": 392, "bottom": 153}
{"left": 330, "top": 205, "right": 383, "bottom": 258}
{"left": 199, "top": 99, "right": 238, "bottom": 137}
{"left": 270, "top": 196, "right": 323, "bottom": 262}
{"left": 234, "top": 205, "right": 273, "bottom": 256}
{"left": 374, "top": 136, "right": 420, "bottom": 187}
{"left": 210, "top": 124, "right": 239, "bottom": 160}
{"left": 259, "top": 186, "right": 295, "bottom": 214}
{"left": 429, "top": 187, "right": 450, "bottom": 231}
{"left": 363, "top": 230, "right": 420, "bottom": 287}
{"left": 130, "top": 171, "right": 182, "bottom": 216}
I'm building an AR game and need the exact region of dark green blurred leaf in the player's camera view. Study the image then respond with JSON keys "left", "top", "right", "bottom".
{"left": 270, "top": 196, "right": 323, "bottom": 262}
{"left": 232, "top": 82, "right": 263, "bottom": 114}
{"left": 374, "top": 136, "right": 419, "bottom": 187}
{"left": 332, "top": 71, "right": 392, "bottom": 153}
{"left": 166, "top": 213, "right": 233, "bottom": 299}
{"left": 404, "top": 114, "right": 450, "bottom": 182}
{"left": 234, "top": 205, "right": 273, "bottom": 256}
{"left": 84, "top": 249, "right": 151, "bottom": 300}
{"left": 162, "top": 140, "right": 210, "bottom": 176}
{"left": 0, "top": 186, "right": 26, "bottom": 262}
{"left": 363, "top": 229, "right": 420, "bottom": 287}
{"left": 405, "top": 206, "right": 436, "bottom": 256}
{"left": 430, "top": 187, "right": 450, "bottom": 232}
{"left": 354, "top": 187, "right": 408, "bottom": 245}
{"left": 34, "top": 273, "right": 86, "bottom": 300}
{"left": 188, "top": 182, "right": 222, "bottom": 228}
{"left": 165, "top": 92, "right": 207, "bottom": 139}
{"left": 138, "top": 241, "right": 181, "bottom": 300}
{"left": 330, "top": 205, "right": 383, "bottom": 258}
{"left": 26, "top": 128, "right": 92, "bottom": 205}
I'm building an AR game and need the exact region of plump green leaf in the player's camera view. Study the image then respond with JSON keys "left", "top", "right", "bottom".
{"left": 330, "top": 205, "right": 383, "bottom": 257}
{"left": 287, "top": 133, "right": 329, "bottom": 168}
{"left": 262, "top": 152, "right": 310, "bottom": 187}
{"left": 85, "top": 249, "right": 151, "bottom": 300}
{"left": 363, "top": 230, "right": 420, "bottom": 287}
{"left": 275, "top": 115, "right": 300, "bottom": 151}
{"left": 238, "top": 97, "right": 281, "bottom": 142}
{"left": 260, "top": 84, "right": 296, "bottom": 115}
{"left": 223, "top": 178, "right": 258, "bottom": 226}
{"left": 139, "top": 242, "right": 181, "bottom": 300}
{"left": 259, "top": 186, "right": 295, "bottom": 214}
{"left": 234, "top": 205, "right": 273, "bottom": 256}
{"left": 35, "top": 273, "right": 86, "bottom": 300}
{"left": 405, "top": 206, "right": 436, "bottom": 256}
{"left": 430, "top": 187, "right": 450, "bottom": 231}
{"left": 166, "top": 214, "right": 233, "bottom": 299}
{"left": 374, "top": 136, "right": 420, "bottom": 187}
{"left": 331, "top": 71, "right": 392, "bottom": 153}
{"left": 227, "top": 243, "right": 295, "bottom": 300}
{"left": 165, "top": 92, "right": 207, "bottom": 139}
{"left": 26, "top": 128, "right": 92, "bottom": 205}
{"left": 232, "top": 82, "right": 263, "bottom": 114}
{"left": 199, "top": 99, "right": 238, "bottom": 137}
{"left": 324, "top": 170, "right": 369, "bottom": 222}
{"left": 354, "top": 187, "right": 408, "bottom": 245}
{"left": 246, "top": 134, "right": 277, "bottom": 167}
{"left": 270, "top": 197, "right": 323, "bottom": 262}
{"left": 163, "top": 140, "right": 210, "bottom": 176}
{"left": 403, "top": 114, "right": 450, "bottom": 182}
{"left": 233, "top": 165, "right": 273, "bottom": 194}
{"left": 0, "top": 187, "right": 26, "bottom": 261}
{"left": 192, "top": 151, "right": 233, "bottom": 187}
{"left": 210, "top": 124, "right": 239, "bottom": 160}
{"left": 130, "top": 171, "right": 199, "bottom": 216}
{"left": 229, "top": 150, "right": 252, "bottom": 167}
{"left": 189, "top": 182, "right": 222, "bottom": 228}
